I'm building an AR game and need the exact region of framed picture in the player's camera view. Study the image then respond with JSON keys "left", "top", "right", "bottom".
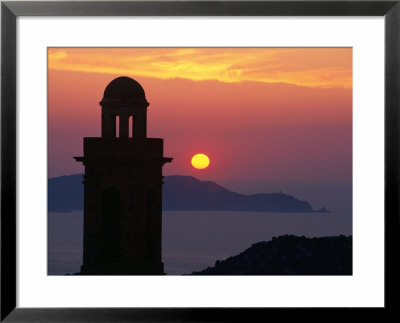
{"left": 46, "top": 47, "right": 354, "bottom": 278}
{"left": 1, "top": 0, "right": 399, "bottom": 321}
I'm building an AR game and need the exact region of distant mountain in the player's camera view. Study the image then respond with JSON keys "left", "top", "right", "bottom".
{"left": 48, "top": 174, "right": 315, "bottom": 213}
{"left": 163, "top": 175, "right": 313, "bottom": 212}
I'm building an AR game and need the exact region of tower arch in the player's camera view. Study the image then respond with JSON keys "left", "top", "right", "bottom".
{"left": 100, "top": 188, "right": 121, "bottom": 263}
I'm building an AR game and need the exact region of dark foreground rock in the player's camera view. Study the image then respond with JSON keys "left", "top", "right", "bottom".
{"left": 192, "top": 235, "right": 352, "bottom": 275}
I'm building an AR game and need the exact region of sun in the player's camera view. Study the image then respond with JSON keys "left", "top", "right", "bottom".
{"left": 191, "top": 153, "right": 210, "bottom": 170}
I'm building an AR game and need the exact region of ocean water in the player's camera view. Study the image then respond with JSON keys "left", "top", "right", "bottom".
{"left": 48, "top": 210, "right": 352, "bottom": 275}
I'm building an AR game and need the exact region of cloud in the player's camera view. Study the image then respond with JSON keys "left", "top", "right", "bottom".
{"left": 48, "top": 48, "right": 352, "bottom": 89}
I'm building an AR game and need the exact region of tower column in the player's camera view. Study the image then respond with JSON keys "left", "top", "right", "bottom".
{"left": 135, "top": 113, "right": 147, "bottom": 138}
{"left": 119, "top": 115, "right": 129, "bottom": 138}
{"left": 102, "top": 113, "right": 116, "bottom": 138}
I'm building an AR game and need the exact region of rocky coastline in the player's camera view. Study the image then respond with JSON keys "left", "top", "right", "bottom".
{"left": 192, "top": 235, "right": 352, "bottom": 275}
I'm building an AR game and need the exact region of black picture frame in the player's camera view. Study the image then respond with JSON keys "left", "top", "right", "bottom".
{"left": 1, "top": 0, "right": 399, "bottom": 321}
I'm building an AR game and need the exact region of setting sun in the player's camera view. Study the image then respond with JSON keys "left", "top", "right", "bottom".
{"left": 191, "top": 154, "right": 210, "bottom": 170}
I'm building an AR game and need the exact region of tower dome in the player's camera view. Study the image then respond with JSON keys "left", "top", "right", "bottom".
{"left": 101, "top": 76, "right": 148, "bottom": 105}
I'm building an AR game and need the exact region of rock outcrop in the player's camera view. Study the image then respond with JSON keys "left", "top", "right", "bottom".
{"left": 192, "top": 235, "right": 352, "bottom": 275}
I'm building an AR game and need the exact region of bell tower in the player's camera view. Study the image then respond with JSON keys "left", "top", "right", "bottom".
{"left": 75, "top": 76, "right": 172, "bottom": 275}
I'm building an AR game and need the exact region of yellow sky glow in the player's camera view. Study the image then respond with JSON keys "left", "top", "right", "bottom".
{"left": 48, "top": 48, "right": 352, "bottom": 89}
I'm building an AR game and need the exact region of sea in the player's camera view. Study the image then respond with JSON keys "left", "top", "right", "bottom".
{"left": 48, "top": 210, "right": 352, "bottom": 275}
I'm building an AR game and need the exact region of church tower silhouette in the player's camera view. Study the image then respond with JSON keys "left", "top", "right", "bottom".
{"left": 75, "top": 76, "right": 172, "bottom": 275}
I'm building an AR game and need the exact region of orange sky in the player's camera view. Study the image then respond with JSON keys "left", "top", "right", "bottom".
{"left": 49, "top": 48, "right": 352, "bottom": 89}
{"left": 48, "top": 48, "right": 352, "bottom": 196}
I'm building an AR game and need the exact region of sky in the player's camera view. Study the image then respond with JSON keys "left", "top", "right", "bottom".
{"left": 48, "top": 48, "right": 352, "bottom": 211}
